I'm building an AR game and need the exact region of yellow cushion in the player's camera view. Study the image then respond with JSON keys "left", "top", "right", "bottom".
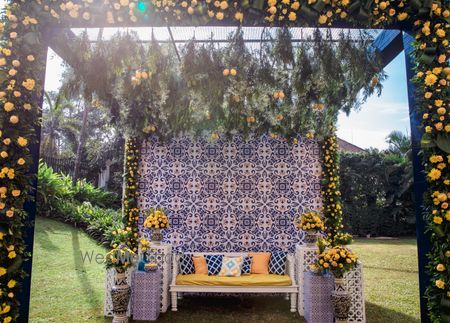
{"left": 193, "top": 256, "right": 208, "bottom": 275}
{"left": 248, "top": 252, "right": 271, "bottom": 274}
{"left": 176, "top": 274, "right": 292, "bottom": 286}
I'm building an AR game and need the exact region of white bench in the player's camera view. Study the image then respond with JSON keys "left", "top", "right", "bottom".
{"left": 170, "top": 252, "right": 298, "bottom": 312}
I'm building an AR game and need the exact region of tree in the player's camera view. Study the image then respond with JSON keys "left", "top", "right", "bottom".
{"left": 385, "top": 130, "right": 411, "bottom": 159}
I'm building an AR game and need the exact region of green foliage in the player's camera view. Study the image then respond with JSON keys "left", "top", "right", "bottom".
{"left": 65, "top": 28, "right": 385, "bottom": 142}
{"left": 37, "top": 161, "right": 121, "bottom": 246}
{"left": 340, "top": 151, "right": 415, "bottom": 237}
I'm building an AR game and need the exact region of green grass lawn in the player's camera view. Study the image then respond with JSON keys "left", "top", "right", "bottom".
{"left": 30, "top": 217, "right": 420, "bottom": 322}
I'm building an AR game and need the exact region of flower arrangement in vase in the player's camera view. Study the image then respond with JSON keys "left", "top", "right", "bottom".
{"left": 143, "top": 208, "right": 169, "bottom": 244}
{"left": 105, "top": 241, "right": 136, "bottom": 323}
{"left": 297, "top": 211, "right": 325, "bottom": 246}
{"left": 315, "top": 245, "right": 358, "bottom": 323}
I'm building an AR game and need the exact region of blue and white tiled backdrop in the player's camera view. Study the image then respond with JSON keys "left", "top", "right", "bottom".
{"left": 137, "top": 135, "right": 322, "bottom": 253}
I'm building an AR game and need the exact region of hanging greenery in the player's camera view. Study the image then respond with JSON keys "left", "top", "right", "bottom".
{"left": 83, "top": 28, "right": 385, "bottom": 142}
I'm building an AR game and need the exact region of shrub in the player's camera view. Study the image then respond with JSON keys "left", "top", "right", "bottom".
{"left": 37, "top": 161, "right": 122, "bottom": 246}
{"left": 340, "top": 151, "right": 415, "bottom": 237}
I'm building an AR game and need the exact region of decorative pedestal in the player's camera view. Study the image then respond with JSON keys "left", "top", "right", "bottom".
{"left": 295, "top": 244, "right": 366, "bottom": 323}
{"left": 132, "top": 270, "right": 161, "bottom": 321}
{"left": 142, "top": 243, "right": 172, "bottom": 313}
{"left": 104, "top": 267, "right": 134, "bottom": 317}
{"left": 304, "top": 271, "right": 334, "bottom": 323}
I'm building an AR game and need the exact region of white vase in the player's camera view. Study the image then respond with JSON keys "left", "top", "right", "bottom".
{"left": 331, "top": 276, "right": 352, "bottom": 323}
{"left": 304, "top": 231, "right": 319, "bottom": 247}
{"left": 111, "top": 269, "right": 131, "bottom": 323}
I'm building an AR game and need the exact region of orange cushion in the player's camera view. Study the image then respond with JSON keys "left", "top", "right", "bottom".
{"left": 193, "top": 256, "right": 208, "bottom": 275}
{"left": 248, "top": 252, "right": 271, "bottom": 274}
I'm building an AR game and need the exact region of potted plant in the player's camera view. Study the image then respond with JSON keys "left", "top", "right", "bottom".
{"left": 316, "top": 245, "right": 358, "bottom": 323}
{"left": 105, "top": 231, "right": 136, "bottom": 323}
{"left": 143, "top": 208, "right": 169, "bottom": 244}
{"left": 297, "top": 211, "right": 325, "bottom": 246}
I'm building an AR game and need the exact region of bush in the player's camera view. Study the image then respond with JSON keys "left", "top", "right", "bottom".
{"left": 37, "top": 161, "right": 122, "bottom": 245}
{"left": 340, "top": 151, "right": 415, "bottom": 237}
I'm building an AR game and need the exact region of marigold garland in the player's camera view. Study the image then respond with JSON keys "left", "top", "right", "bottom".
{"left": 122, "top": 137, "right": 141, "bottom": 253}
{"left": 321, "top": 131, "right": 345, "bottom": 245}
{"left": 0, "top": 0, "right": 448, "bottom": 322}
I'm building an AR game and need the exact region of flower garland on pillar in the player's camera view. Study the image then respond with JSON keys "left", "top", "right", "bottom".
{"left": 321, "top": 130, "right": 344, "bottom": 245}
{"left": 413, "top": 8, "right": 450, "bottom": 322}
{"left": 122, "top": 137, "right": 141, "bottom": 253}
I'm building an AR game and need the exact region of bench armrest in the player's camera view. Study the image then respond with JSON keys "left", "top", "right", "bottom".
{"left": 172, "top": 254, "right": 180, "bottom": 285}
{"left": 286, "top": 254, "right": 296, "bottom": 285}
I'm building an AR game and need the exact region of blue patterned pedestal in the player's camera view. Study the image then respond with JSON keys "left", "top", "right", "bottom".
{"left": 304, "top": 271, "right": 334, "bottom": 323}
{"left": 132, "top": 270, "right": 161, "bottom": 321}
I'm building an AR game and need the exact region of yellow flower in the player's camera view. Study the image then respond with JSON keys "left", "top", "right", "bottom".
{"left": 428, "top": 168, "right": 442, "bottom": 181}
{"left": 0, "top": 267, "right": 6, "bottom": 276}
{"left": 12, "top": 190, "right": 20, "bottom": 197}
{"left": 17, "top": 137, "right": 28, "bottom": 147}
{"left": 22, "top": 78, "right": 36, "bottom": 91}
{"left": 216, "top": 12, "right": 224, "bottom": 20}
{"left": 234, "top": 12, "right": 244, "bottom": 22}
{"left": 397, "top": 12, "right": 407, "bottom": 21}
{"left": 437, "top": 264, "right": 446, "bottom": 272}
{"left": 318, "top": 15, "right": 327, "bottom": 24}
{"left": 17, "top": 158, "right": 25, "bottom": 165}
{"left": 291, "top": 1, "right": 300, "bottom": 9}
{"left": 3, "top": 316, "right": 11, "bottom": 323}
{"left": 230, "top": 68, "right": 237, "bottom": 76}
{"left": 9, "top": 116, "right": 18, "bottom": 124}
{"left": 0, "top": 151, "right": 8, "bottom": 158}
{"left": 27, "top": 55, "right": 35, "bottom": 62}
{"left": 8, "top": 251, "right": 16, "bottom": 259}
{"left": 435, "top": 100, "right": 444, "bottom": 107}
{"left": 436, "top": 29, "right": 446, "bottom": 38}
{"left": 288, "top": 12, "right": 296, "bottom": 21}
{"left": 436, "top": 279, "right": 445, "bottom": 289}
{"left": 4, "top": 102, "right": 14, "bottom": 112}
{"left": 425, "top": 74, "right": 438, "bottom": 86}
{"left": 434, "top": 216, "right": 443, "bottom": 224}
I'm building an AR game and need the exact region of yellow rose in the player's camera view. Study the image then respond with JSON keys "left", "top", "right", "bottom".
{"left": 437, "top": 264, "right": 446, "bottom": 272}
{"left": 230, "top": 68, "right": 237, "bottom": 76}
{"left": 434, "top": 216, "right": 443, "bottom": 224}
{"left": 436, "top": 279, "right": 445, "bottom": 289}
{"left": 216, "top": 12, "right": 224, "bottom": 20}
{"left": 9, "top": 115, "right": 19, "bottom": 124}
{"left": 0, "top": 267, "right": 6, "bottom": 276}
{"left": 27, "top": 55, "right": 35, "bottom": 62}
{"left": 17, "top": 158, "right": 25, "bottom": 165}
{"left": 4, "top": 102, "right": 14, "bottom": 112}
{"left": 288, "top": 12, "right": 296, "bottom": 21}
{"left": 0, "top": 151, "right": 8, "bottom": 158}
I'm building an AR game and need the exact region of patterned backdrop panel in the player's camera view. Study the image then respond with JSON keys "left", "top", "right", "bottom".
{"left": 137, "top": 135, "right": 322, "bottom": 253}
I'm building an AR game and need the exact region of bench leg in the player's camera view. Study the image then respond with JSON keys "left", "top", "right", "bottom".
{"left": 171, "top": 292, "right": 178, "bottom": 311}
{"left": 290, "top": 293, "right": 297, "bottom": 313}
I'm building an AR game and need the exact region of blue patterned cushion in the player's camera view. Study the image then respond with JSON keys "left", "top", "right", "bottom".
{"left": 204, "top": 254, "right": 224, "bottom": 275}
{"left": 179, "top": 254, "right": 195, "bottom": 275}
{"left": 242, "top": 256, "right": 252, "bottom": 274}
{"left": 269, "top": 251, "right": 287, "bottom": 275}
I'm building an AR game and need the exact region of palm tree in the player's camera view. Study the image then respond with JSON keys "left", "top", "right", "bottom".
{"left": 385, "top": 130, "right": 411, "bottom": 159}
